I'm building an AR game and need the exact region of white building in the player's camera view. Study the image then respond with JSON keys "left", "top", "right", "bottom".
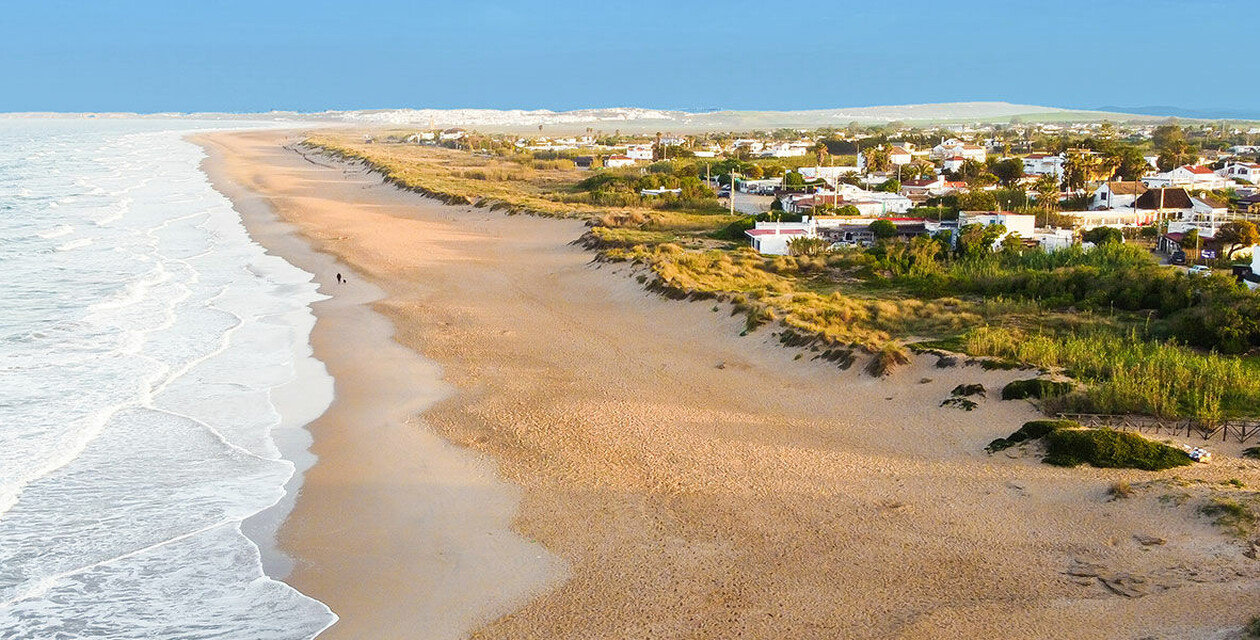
{"left": 745, "top": 222, "right": 811, "bottom": 255}
{"left": 1023, "top": 153, "right": 1065, "bottom": 176}
{"left": 761, "top": 142, "right": 809, "bottom": 158}
{"left": 1219, "top": 162, "right": 1260, "bottom": 185}
{"left": 931, "top": 139, "right": 986, "bottom": 162}
{"left": 439, "top": 128, "right": 466, "bottom": 141}
{"left": 1060, "top": 209, "right": 1158, "bottom": 229}
{"left": 625, "top": 144, "right": 654, "bottom": 161}
{"left": 889, "top": 146, "right": 914, "bottom": 165}
{"left": 956, "top": 212, "right": 1036, "bottom": 243}
{"left": 942, "top": 156, "right": 966, "bottom": 173}
{"left": 731, "top": 139, "right": 764, "bottom": 154}
{"left": 1033, "top": 228, "right": 1076, "bottom": 252}
{"left": 604, "top": 155, "right": 635, "bottom": 168}
{"left": 1091, "top": 182, "right": 1147, "bottom": 210}
{"left": 1145, "top": 165, "right": 1231, "bottom": 190}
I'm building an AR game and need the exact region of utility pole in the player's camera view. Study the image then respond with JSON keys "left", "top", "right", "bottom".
{"left": 730, "top": 171, "right": 737, "bottom": 216}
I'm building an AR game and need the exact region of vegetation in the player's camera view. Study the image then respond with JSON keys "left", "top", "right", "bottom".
{"left": 1042, "top": 428, "right": 1193, "bottom": 470}
{"left": 1001, "top": 378, "right": 1074, "bottom": 400}
{"left": 1199, "top": 497, "right": 1257, "bottom": 538}
{"left": 986, "top": 419, "right": 1075, "bottom": 452}
{"left": 967, "top": 327, "right": 1260, "bottom": 419}
{"left": 1108, "top": 480, "right": 1134, "bottom": 499}
{"left": 305, "top": 127, "right": 1260, "bottom": 421}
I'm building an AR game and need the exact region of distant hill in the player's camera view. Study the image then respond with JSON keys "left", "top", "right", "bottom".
{"left": 328, "top": 102, "right": 1153, "bottom": 133}
{"left": 1095, "top": 105, "right": 1260, "bottom": 121}
{"left": 5, "top": 102, "right": 1183, "bottom": 132}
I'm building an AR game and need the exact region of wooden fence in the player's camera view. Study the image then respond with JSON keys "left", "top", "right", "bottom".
{"left": 1057, "top": 413, "right": 1260, "bottom": 444}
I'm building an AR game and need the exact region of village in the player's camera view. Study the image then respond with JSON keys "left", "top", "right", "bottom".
{"left": 380, "top": 120, "right": 1260, "bottom": 289}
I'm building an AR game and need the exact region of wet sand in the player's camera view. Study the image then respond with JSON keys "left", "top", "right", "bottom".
{"left": 198, "top": 130, "right": 1260, "bottom": 639}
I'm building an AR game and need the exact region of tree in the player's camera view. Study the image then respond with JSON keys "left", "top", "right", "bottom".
{"left": 1217, "top": 221, "right": 1260, "bottom": 258}
{"left": 1182, "top": 227, "right": 1200, "bottom": 255}
{"left": 1082, "top": 226, "right": 1124, "bottom": 246}
{"left": 1000, "top": 232, "right": 1025, "bottom": 255}
{"left": 862, "top": 146, "right": 892, "bottom": 173}
{"left": 813, "top": 141, "right": 828, "bottom": 165}
{"left": 953, "top": 159, "right": 987, "bottom": 181}
{"left": 969, "top": 172, "right": 999, "bottom": 188}
{"left": 989, "top": 157, "right": 1025, "bottom": 185}
{"left": 868, "top": 219, "right": 898, "bottom": 240}
{"left": 1157, "top": 139, "right": 1195, "bottom": 172}
{"left": 1114, "top": 146, "right": 1150, "bottom": 181}
{"left": 955, "top": 223, "right": 1006, "bottom": 257}
{"left": 784, "top": 170, "right": 806, "bottom": 187}
{"left": 1033, "top": 174, "right": 1061, "bottom": 211}
{"left": 958, "top": 189, "right": 998, "bottom": 212}
{"left": 877, "top": 179, "right": 901, "bottom": 193}
{"left": 1063, "top": 149, "right": 1118, "bottom": 192}
{"left": 1152, "top": 124, "right": 1185, "bottom": 150}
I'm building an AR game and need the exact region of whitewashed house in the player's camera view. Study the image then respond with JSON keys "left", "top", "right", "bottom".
{"left": 604, "top": 155, "right": 636, "bottom": 168}
{"left": 745, "top": 221, "right": 812, "bottom": 255}
{"left": 931, "top": 139, "right": 986, "bottom": 162}
{"left": 942, "top": 156, "right": 966, "bottom": 173}
{"left": 1145, "top": 165, "right": 1231, "bottom": 190}
{"left": 956, "top": 212, "right": 1036, "bottom": 240}
{"left": 1091, "top": 182, "right": 1147, "bottom": 210}
{"left": 1219, "top": 162, "right": 1260, "bottom": 185}
{"left": 889, "top": 146, "right": 914, "bottom": 165}
{"left": 761, "top": 142, "right": 809, "bottom": 158}
{"left": 439, "top": 128, "right": 466, "bottom": 141}
{"left": 625, "top": 144, "right": 654, "bottom": 161}
{"left": 1023, "top": 153, "right": 1065, "bottom": 176}
{"left": 1033, "top": 228, "right": 1076, "bottom": 252}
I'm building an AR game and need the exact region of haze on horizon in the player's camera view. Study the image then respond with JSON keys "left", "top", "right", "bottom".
{"left": 2, "top": 0, "right": 1255, "bottom": 119}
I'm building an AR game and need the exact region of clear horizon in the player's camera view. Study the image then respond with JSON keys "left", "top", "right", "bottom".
{"left": 2, "top": 0, "right": 1254, "bottom": 118}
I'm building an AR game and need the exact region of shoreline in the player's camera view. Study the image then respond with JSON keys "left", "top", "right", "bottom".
{"left": 196, "top": 132, "right": 566, "bottom": 639}
{"left": 199, "top": 130, "right": 1260, "bottom": 639}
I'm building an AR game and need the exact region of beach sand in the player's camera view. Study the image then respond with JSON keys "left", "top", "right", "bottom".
{"left": 198, "top": 130, "right": 1260, "bottom": 639}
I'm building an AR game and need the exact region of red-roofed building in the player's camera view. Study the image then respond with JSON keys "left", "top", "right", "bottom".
{"left": 1219, "top": 162, "right": 1260, "bottom": 185}
{"left": 1145, "top": 165, "right": 1231, "bottom": 190}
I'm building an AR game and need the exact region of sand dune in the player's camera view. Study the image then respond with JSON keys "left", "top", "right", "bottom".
{"left": 198, "top": 130, "right": 1260, "bottom": 639}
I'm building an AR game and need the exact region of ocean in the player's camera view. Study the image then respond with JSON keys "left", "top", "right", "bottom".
{"left": 0, "top": 118, "right": 337, "bottom": 638}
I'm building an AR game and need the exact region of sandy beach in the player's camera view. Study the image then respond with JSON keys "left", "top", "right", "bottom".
{"left": 198, "top": 130, "right": 1260, "bottom": 639}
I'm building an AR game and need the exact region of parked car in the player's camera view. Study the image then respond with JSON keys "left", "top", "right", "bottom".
{"left": 1188, "top": 265, "right": 1211, "bottom": 276}
{"left": 1171, "top": 251, "right": 1186, "bottom": 265}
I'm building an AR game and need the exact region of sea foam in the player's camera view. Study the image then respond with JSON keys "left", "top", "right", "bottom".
{"left": 0, "top": 118, "right": 336, "bottom": 638}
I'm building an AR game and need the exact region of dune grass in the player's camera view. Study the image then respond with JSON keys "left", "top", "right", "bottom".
{"left": 967, "top": 327, "right": 1260, "bottom": 420}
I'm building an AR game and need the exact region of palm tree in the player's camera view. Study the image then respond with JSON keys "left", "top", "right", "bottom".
{"left": 1033, "top": 173, "right": 1060, "bottom": 213}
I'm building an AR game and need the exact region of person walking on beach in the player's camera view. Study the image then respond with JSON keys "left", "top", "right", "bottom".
{"left": 336, "top": 273, "right": 342, "bottom": 284}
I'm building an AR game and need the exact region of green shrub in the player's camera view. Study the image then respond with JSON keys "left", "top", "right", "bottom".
{"left": 986, "top": 419, "right": 1075, "bottom": 452}
{"left": 941, "top": 397, "right": 978, "bottom": 411}
{"left": 1002, "top": 378, "right": 1074, "bottom": 400}
{"left": 951, "top": 383, "right": 986, "bottom": 398}
{"left": 1042, "top": 428, "right": 1192, "bottom": 471}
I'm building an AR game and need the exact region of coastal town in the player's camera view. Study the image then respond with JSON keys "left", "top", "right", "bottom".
{"left": 381, "top": 120, "right": 1260, "bottom": 283}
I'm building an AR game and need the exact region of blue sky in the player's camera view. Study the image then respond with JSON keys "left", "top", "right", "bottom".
{"left": 1, "top": 0, "right": 1253, "bottom": 115}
